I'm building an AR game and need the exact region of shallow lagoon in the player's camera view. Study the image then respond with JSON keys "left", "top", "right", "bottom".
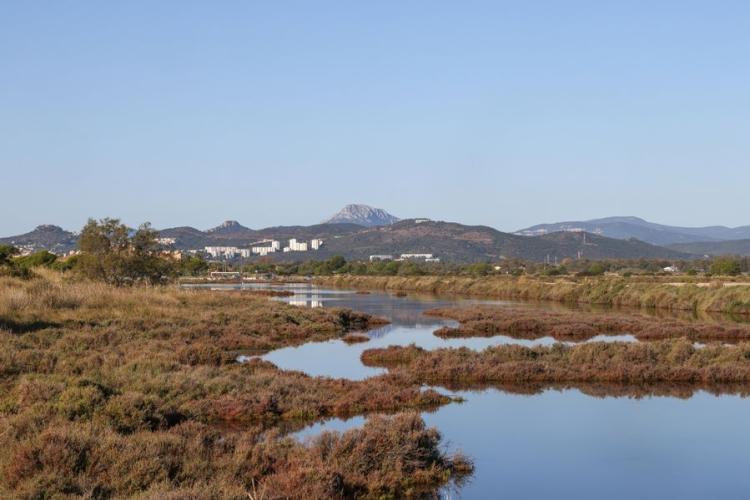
{"left": 193, "top": 283, "right": 750, "bottom": 499}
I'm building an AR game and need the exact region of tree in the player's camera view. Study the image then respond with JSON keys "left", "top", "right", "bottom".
{"left": 179, "top": 255, "right": 209, "bottom": 276}
{"left": 327, "top": 255, "right": 347, "bottom": 271}
{"left": 14, "top": 250, "right": 58, "bottom": 269}
{"left": 0, "top": 245, "right": 31, "bottom": 278}
{"left": 0, "top": 245, "right": 19, "bottom": 267}
{"left": 467, "top": 263, "right": 492, "bottom": 277}
{"left": 76, "top": 218, "right": 174, "bottom": 285}
{"left": 77, "top": 218, "right": 130, "bottom": 284}
{"left": 710, "top": 257, "right": 742, "bottom": 276}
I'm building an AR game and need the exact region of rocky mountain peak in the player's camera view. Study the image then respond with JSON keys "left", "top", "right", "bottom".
{"left": 206, "top": 220, "right": 246, "bottom": 233}
{"left": 323, "top": 204, "right": 400, "bottom": 227}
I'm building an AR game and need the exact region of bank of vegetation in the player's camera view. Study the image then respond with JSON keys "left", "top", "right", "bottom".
{"left": 0, "top": 271, "right": 470, "bottom": 498}
{"left": 426, "top": 306, "right": 750, "bottom": 343}
{"left": 361, "top": 340, "right": 750, "bottom": 389}
{"left": 316, "top": 275, "right": 750, "bottom": 315}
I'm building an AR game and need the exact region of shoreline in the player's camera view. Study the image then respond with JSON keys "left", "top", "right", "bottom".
{"left": 314, "top": 275, "right": 750, "bottom": 315}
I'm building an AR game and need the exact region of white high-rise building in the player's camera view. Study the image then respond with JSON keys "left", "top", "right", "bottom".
{"left": 288, "top": 239, "right": 308, "bottom": 251}
{"left": 204, "top": 246, "right": 240, "bottom": 259}
{"left": 311, "top": 239, "right": 323, "bottom": 250}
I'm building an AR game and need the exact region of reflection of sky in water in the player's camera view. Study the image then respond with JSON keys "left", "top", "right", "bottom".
{"left": 252, "top": 284, "right": 632, "bottom": 380}
{"left": 191, "top": 283, "right": 750, "bottom": 500}
{"left": 293, "top": 388, "right": 750, "bottom": 500}
{"left": 200, "top": 283, "right": 639, "bottom": 380}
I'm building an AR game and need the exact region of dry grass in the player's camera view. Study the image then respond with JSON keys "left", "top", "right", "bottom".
{"left": 315, "top": 275, "right": 750, "bottom": 314}
{"left": 362, "top": 340, "right": 750, "bottom": 387}
{"left": 426, "top": 306, "right": 750, "bottom": 343}
{"left": 0, "top": 272, "right": 469, "bottom": 498}
{"left": 342, "top": 333, "right": 371, "bottom": 344}
{"left": 3, "top": 412, "right": 471, "bottom": 499}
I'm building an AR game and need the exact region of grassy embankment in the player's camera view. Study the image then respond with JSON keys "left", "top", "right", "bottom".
{"left": 316, "top": 275, "right": 750, "bottom": 314}
{"left": 361, "top": 300, "right": 750, "bottom": 395}
{"left": 0, "top": 271, "right": 470, "bottom": 498}
{"left": 362, "top": 340, "right": 750, "bottom": 392}
{"left": 426, "top": 306, "right": 750, "bottom": 343}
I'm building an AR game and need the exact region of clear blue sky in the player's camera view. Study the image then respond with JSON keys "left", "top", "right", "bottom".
{"left": 2, "top": 1, "right": 749, "bottom": 235}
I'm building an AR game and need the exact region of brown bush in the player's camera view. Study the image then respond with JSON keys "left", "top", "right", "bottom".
{"left": 361, "top": 340, "right": 750, "bottom": 387}
{"left": 0, "top": 274, "right": 462, "bottom": 497}
{"left": 426, "top": 305, "right": 750, "bottom": 343}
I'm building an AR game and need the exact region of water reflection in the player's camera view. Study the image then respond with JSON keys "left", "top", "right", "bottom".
{"left": 190, "top": 282, "right": 750, "bottom": 500}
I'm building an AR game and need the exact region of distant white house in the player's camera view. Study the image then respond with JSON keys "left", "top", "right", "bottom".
{"left": 369, "top": 255, "right": 393, "bottom": 262}
{"left": 400, "top": 253, "right": 434, "bottom": 260}
{"left": 663, "top": 266, "right": 679, "bottom": 273}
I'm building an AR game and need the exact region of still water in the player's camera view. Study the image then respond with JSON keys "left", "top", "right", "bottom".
{"left": 194, "top": 283, "right": 750, "bottom": 499}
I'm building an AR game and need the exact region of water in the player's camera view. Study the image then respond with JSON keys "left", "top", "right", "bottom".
{"left": 236, "top": 284, "right": 630, "bottom": 379}
{"left": 294, "top": 388, "right": 750, "bottom": 500}
{"left": 192, "top": 283, "right": 750, "bottom": 499}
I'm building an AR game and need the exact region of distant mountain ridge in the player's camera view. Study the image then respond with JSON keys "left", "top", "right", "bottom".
{"left": 0, "top": 209, "right": 717, "bottom": 262}
{"left": 516, "top": 216, "right": 750, "bottom": 246}
{"left": 0, "top": 225, "right": 78, "bottom": 254}
{"left": 323, "top": 204, "right": 400, "bottom": 227}
{"left": 307, "top": 219, "right": 689, "bottom": 262}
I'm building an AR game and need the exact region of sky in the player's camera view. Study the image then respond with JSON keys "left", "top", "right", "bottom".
{"left": 2, "top": 1, "right": 749, "bottom": 235}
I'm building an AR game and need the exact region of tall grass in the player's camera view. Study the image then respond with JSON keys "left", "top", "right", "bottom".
{"left": 316, "top": 275, "right": 750, "bottom": 314}
{"left": 0, "top": 272, "right": 468, "bottom": 497}
{"left": 361, "top": 340, "right": 750, "bottom": 388}
{"left": 426, "top": 306, "right": 750, "bottom": 342}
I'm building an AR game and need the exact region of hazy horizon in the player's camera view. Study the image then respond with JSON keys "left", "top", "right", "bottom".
{"left": 8, "top": 208, "right": 750, "bottom": 236}
{"left": 3, "top": 2, "right": 749, "bottom": 234}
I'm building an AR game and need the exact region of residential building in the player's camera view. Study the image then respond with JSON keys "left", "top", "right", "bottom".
{"left": 204, "top": 246, "right": 239, "bottom": 258}
{"left": 289, "top": 239, "right": 308, "bottom": 251}
{"left": 400, "top": 253, "right": 434, "bottom": 260}
{"left": 369, "top": 254, "right": 393, "bottom": 261}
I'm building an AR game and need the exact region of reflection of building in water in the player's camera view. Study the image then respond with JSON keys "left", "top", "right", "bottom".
{"left": 309, "top": 293, "right": 323, "bottom": 308}
{"left": 367, "top": 323, "right": 398, "bottom": 339}
{"left": 288, "top": 294, "right": 323, "bottom": 308}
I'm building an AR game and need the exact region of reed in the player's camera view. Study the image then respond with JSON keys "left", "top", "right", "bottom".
{"left": 426, "top": 306, "right": 750, "bottom": 343}
{"left": 361, "top": 340, "right": 750, "bottom": 386}
{"left": 0, "top": 273, "right": 468, "bottom": 497}
{"left": 315, "top": 275, "right": 750, "bottom": 314}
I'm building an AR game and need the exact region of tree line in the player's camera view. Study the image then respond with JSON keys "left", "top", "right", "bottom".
{"left": 3, "top": 218, "right": 750, "bottom": 283}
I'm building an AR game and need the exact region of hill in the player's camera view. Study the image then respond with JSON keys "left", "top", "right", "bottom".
{"left": 287, "top": 220, "right": 690, "bottom": 262}
{"left": 157, "top": 222, "right": 362, "bottom": 249}
{"left": 323, "top": 204, "right": 400, "bottom": 227}
{"left": 516, "top": 216, "right": 750, "bottom": 246}
{"left": 0, "top": 225, "right": 77, "bottom": 254}
{"left": 0, "top": 219, "right": 692, "bottom": 262}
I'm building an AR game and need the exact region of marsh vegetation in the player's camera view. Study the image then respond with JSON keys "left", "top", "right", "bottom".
{"left": 0, "top": 271, "right": 469, "bottom": 498}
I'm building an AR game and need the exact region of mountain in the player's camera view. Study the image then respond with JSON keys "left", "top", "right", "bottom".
{"left": 206, "top": 220, "right": 252, "bottom": 234}
{"left": 0, "top": 219, "right": 692, "bottom": 262}
{"left": 293, "top": 220, "right": 690, "bottom": 262}
{"left": 516, "top": 216, "right": 750, "bottom": 246}
{"left": 668, "top": 239, "right": 750, "bottom": 257}
{"left": 322, "top": 204, "right": 400, "bottom": 227}
{"left": 0, "top": 225, "right": 78, "bottom": 254}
